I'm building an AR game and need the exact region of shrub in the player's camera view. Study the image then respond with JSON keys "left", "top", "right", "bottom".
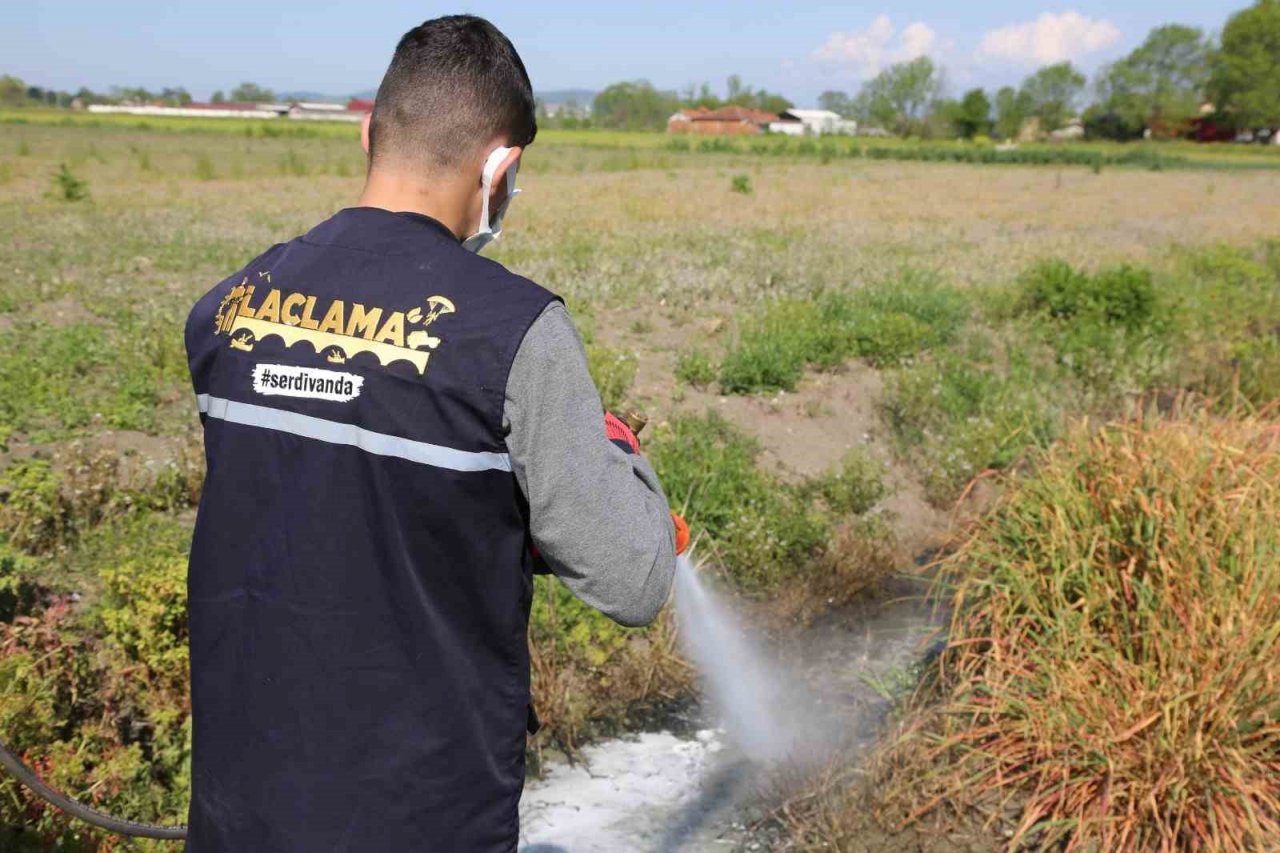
{"left": 1017, "top": 260, "right": 1169, "bottom": 392}
{"left": 0, "top": 547, "right": 40, "bottom": 622}
{"left": 1020, "top": 260, "right": 1156, "bottom": 329}
{"left": 0, "top": 558, "right": 193, "bottom": 846}
{"left": 884, "top": 343, "right": 1060, "bottom": 503}
{"left": 674, "top": 349, "right": 717, "bottom": 388}
{"left": 718, "top": 301, "right": 814, "bottom": 393}
{"left": 1170, "top": 245, "right": 1280, "bottom": 406}
{"left": 49, "top": 163, "right": 88, "bottom": 202}
{"left": 717, "top": 278, "right": 969, "bottom": 394}
{"left": 647, "top": 412, "right": 827, "bottom": 589}
{"left": 875, "top": 408, "right": 1280, "bottom": 849}
{"left": 730, "top": 174, "right": 753, "bottom": 195}
{"left": 810, "top": 448, "right": 888, "bottom": 516}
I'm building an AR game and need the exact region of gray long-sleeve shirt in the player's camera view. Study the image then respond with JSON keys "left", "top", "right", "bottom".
{"left": 502, "top": 302, "right": 676, "bottom": 627}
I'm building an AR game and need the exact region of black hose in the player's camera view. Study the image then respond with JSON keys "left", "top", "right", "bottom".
{"left": 0, "top": 736, "right": 186, "bottom": 840}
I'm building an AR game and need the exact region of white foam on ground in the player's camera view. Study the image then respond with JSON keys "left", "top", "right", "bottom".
{"left": 519, "top": 729, "right": 724, "bottom": 852}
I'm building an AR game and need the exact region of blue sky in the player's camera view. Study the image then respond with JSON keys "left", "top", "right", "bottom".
{"left": 0, "top": 2, "right": 1247, "bottom": 105}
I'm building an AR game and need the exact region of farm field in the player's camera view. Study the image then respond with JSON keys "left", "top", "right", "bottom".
{"left": 0, "top": 120, "right": 1278, "bottom": 849}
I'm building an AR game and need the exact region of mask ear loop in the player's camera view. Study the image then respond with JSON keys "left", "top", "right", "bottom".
{"left": 477, "top": 147, "right": 511, "bottom": 238}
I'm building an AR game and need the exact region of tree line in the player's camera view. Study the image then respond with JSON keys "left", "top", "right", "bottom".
{"left": 0, "top": 80, "right": 280, "bottom": 109}
{"left": 819, "top": 2, "right": 1277, "bottom": 140}
{"left": 581, "top": 74, "right": 794, "bottom": 132}
{"left": 581, "top": 1, "right": 1276, "bottom": 138}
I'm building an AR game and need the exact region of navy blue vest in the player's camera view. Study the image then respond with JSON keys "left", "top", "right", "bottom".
{"left": 184, "top": 208, "right": 558, "bottom": 852}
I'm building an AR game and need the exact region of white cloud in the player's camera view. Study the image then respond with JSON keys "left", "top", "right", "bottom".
{"left": 811, "top": 15, "right": 939, "bottom": 79}
{"left": 975, "top": 11, "right": 1120, "bottom": 66}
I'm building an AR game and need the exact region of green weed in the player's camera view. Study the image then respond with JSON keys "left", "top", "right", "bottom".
{"left": 730, "top": 174, "right": 752, "bottom": 195}
{"left": 718, "top": 277, "right": 968, "bottom": 393}
{"left": 809, "top": 448, "right": 888, "bottom": 516}
{"left": 674, "top": 349, "right": 718, "bottom": 387}
{"left": 1015, "top": 260, "right": 1170, "bottom": 393}
{"left": 194, "top": 153, "right": 215, "bottom": 181}
{"left": 278, "top": 149, "right": 309, "bottom": 177}
{"left": 885, "top": 341, "right": 1060, "bottom": 503}
{"left": 48, "top": 162, "right": 88, "bottom": 201}
{"left": 647, "top": 412, "right": 827, "bottom": 589}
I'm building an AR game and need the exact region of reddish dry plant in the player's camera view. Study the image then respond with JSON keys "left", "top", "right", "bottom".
{"left": 870, "top": 406, "right": 1280, "bottom": 850}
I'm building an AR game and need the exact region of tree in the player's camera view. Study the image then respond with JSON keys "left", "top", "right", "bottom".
{"left": 755, "top": 92, "right": 794, "bottom": 114}
{"left": 726, "top": 74, "right": 745, "bottom": 102}
{"left": 818, "top": 90, "right": 854, "bottom": 118}
{"left": 160, "top": 87, "right": 193, "bottom": 106}
{"left": 1020, "top": 62, "right": 1086, "bottom": 132}
{"left": 994, "top": 85, "right": 1028, "bottom": 139}
{"left": 952, "top": 88, "right": 993, "bottom": 138}
{"left": 230, "top": 82, "right": 275, "bottom": 103}
{"left": 855, "top": 56, "right": 941, "bottom": 135}
{"left": 682, "top": 82, "right": 721, "bottom": 110}
{"left": 211, "top": 90, "right": 226, "bottom": 104}
{"left": 0, "top": 76, "right": 25, "bottom": 108}
{"left": 1211, "top": 0, "right": 1280, "bottom": 127}
{"left": 719, "top": 76, "right": 793, "bottom": 114}
{"left": 1097, "top": 24, "right": 1210, "bottom": 135}
{"left": 592, "top": 80, "right": 680, "bottom": 131}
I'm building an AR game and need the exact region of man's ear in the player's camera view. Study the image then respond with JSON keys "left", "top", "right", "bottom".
{"left": 490, "top": 146, "right": 522, "bottom": 187}
{"left": 361, "top": 112, "right": 372, "bottom": 155}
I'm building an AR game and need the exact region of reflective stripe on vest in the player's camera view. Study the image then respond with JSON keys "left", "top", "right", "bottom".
{"left": 196, "top": 393, "right": 512, "bottom": 473}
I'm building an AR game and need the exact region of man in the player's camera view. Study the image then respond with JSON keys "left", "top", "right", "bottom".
{"left": 184, "top": 15, "right": 684, "bottom": 852}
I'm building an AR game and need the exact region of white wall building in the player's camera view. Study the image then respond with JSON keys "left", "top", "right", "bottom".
{"left": 88, "top": 103, "right": 287, "bottom": 119}
{"left": 769, "top": 109, "right": 857, "bottom": 136}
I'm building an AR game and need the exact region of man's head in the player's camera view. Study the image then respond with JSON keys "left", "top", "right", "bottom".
{"left": 366, "top": 15, "right": 536, "bottom": 175}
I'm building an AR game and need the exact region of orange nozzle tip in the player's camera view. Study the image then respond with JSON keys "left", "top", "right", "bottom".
{"left": 671, "top": 512, "right": 691, "bottom": 556}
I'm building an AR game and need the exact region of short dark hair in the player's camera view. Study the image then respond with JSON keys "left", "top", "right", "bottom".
{"left": 369, "top": 15, "right": 536, "bottom": 171}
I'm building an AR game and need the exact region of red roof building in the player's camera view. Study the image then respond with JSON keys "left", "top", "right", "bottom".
{"left": 667, "top": 105, "right": 777, "bottom": 135}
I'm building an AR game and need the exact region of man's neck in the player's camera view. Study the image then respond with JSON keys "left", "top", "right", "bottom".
{"left": 356, "top": 168, "right": 474, "bottom": 241}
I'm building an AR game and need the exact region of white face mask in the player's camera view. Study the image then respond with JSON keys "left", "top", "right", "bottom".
{"left": 462, "top": 146, "right": 521, "bottom": 254}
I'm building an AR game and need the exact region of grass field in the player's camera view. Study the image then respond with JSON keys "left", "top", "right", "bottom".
{"left": 0, "top": 117, "right": 1278, "bottom": 849}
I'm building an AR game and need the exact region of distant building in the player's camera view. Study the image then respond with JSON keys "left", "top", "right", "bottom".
{"left": 540, "top": 100, "right": 591, "bottom": 119}
{"left": 87, "top": 99, "right": 373, "bottom": 123}
{"left": 1049, "top": 118, "right": 1085, "bottom": 141}
{"left": 667, "top": 106, "right": 777, "bottom": 135}
{"left": 90, "top": 102, "right": 287, "bottom": 119}
{"left": 289, "top": 100, "right": 369, "bottom": 122}
{"left": 768, "top": 109, "right": 857, "bottom": 136}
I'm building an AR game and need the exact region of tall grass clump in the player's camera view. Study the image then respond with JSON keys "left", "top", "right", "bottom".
{"left": 873, "top": 407, "right": 1280, "bottom": 849}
